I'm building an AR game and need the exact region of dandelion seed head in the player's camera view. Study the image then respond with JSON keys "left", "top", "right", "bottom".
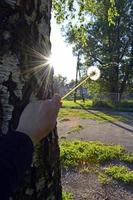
{"left": 87, "top": 66, "right": 101, "bottom": 81}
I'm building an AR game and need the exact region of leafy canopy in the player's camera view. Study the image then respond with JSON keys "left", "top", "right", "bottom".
{"left": 53, "top": 0, "right": 118, "bottom": 46}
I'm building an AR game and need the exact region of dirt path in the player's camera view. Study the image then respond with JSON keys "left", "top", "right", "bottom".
{"left": 62, "top": 170, "right": 133, "bottom": 200}
{"left": 58, "top": 111, "right": 133, "bottom": 152}
{"left": 58, "top": 110, "right": 133, "bottom": 200}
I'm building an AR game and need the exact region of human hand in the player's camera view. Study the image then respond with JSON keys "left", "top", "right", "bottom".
{"left": 16, "top": 94, "right": 62, "bottom": 144}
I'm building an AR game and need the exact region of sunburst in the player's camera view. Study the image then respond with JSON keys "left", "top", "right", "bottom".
{"left": 19, "top": 44, "right": 53, "bottom": 98}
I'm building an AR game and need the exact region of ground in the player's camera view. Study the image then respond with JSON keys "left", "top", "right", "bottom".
{"left": 58, "top": 109, "right": 133, "bottom": 200}
{"left": 62, "top": 170, "right": 133, "bottom": 200}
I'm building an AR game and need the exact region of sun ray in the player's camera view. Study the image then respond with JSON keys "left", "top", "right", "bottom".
{"left": 36, "top": 65, "right": 52, "bottom": 99}
{"left": 21, "top": 61, "right": 51, "bottom": 75}
{"left": 10, "top": 33, "right": 53, "bottom": 98}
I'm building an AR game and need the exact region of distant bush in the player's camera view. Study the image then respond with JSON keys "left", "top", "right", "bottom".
{"left": 117, "top": 100, "right": 133, "bottom": 109}
{"left": 92, "top": 100, "right": 133, "bottom": 111}
{"left": 92, "top": 100, "right": 114, "bottom": 109}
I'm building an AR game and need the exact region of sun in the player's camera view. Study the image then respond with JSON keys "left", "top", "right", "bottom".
{"left": 47, "top": 51, "right": 62, "bottom": 71}
{"left": 46, "top": 54, "right": 54, "bottom": 67}
{"left": 46, "top": 52, "right": 66, "bottom": 74}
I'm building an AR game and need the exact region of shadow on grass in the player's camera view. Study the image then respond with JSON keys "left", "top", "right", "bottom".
{"left": 76, "top": 103, "right": 133, "bottom": 134}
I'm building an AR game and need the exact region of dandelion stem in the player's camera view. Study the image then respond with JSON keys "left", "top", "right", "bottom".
{"left": 62, "top": 76, "right": 89, "bottom": 100}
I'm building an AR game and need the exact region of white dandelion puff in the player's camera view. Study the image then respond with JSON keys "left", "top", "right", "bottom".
{"left": 87, "top": 66, "right": 101, "bottom": 81}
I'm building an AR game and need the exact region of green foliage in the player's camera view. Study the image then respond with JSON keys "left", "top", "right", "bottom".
{"left": 53, "top": 0, "right": 118, "bottom": 25}
{"left": 105, "top": 165, "right": 133, "bottom": 183}
{"left": 69, "top": 25, "right": 88, "bottom": 47}
{"left": 86, "top": 81, "right": 101, "bottom": 96}
{"left": 108, "top": 0, "right": 119, "bottom": 25}
{"left": 53, "top": 0, "right": 119, "bottom": 48}
{"left": 60, "top": 140, "right": 126, "bottom": 167}
{"left": 121, "top": 153, "right": 133, "bottom": 163}
{"left": 117, "top": 100, "right": 133, "bottom": 111}
{"left": 62, "top": 191, "right": 73, "bottom": 200}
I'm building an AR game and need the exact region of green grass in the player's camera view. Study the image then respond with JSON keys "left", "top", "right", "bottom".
{"left": 60, "top": 138, "right": 133, "bottom": 185}
{"left": 60, "top": 140, "right": 133, "bottom": 167}
{"left": 58, "top": 108, "right": 125, "bottom": 122}
{"left": 60, "top": 140, "right": 133, "bottom": 184}
{"left": 105, "top": 165, "right": 133, "bottom": 183}
{"left": 62, "top": 99, "right": 133, "bottom": 111}
{"left": 121, "top": 154, "right": 133, "bottom": 163}
{"left": 62, "top": 191, "right": 73, "bottom": 200}
{"left": 62, "top": 100, "right": 93, "bottom": 108}
{"left": 60, "top": 140, "right": 125, "bottom": 167}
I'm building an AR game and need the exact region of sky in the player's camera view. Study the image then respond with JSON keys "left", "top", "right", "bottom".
{"left": 50, "top": 17, "right": 77, "bottom": 82}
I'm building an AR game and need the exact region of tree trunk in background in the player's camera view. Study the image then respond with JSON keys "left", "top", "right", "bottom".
{"left": 74, "top": 53, "right": 80, "bottom": 102}
{"left": 0, "top": 1, "right": 62, "bottom": 199}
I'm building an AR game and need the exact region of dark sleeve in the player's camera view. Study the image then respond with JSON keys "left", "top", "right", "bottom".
{"left": 0, "top": 131, "right": 34, "bottom": 199}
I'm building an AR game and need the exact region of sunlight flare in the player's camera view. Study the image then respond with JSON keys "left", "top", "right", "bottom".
{"left": 20, "top": 45, "right": 53, "bottom": 96}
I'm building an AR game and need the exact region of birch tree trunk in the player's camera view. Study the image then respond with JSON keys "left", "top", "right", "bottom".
{"left": 0, "top": 1, "right": 62, "bottom": 199}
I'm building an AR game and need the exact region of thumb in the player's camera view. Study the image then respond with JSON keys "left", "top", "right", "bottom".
{"left": 52, "top": 94, "right": 62, "bottom": 107}
{"left": 52, "top": 93, "right": 61, "bottom": 103}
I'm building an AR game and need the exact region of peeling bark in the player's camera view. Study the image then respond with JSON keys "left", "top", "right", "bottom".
{"left": 0, "top": 1, "right": 62, "bottom": 199}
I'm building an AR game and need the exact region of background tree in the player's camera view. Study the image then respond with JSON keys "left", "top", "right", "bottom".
{"left": 54, "top": 74, "right": 67, "bottom": 96}
{"left": 83, "top": 0, "right": 133, "bottom": 103}
{"left": 53, "top": 0, "right": 133, "bottom": 103}
{"left": 0, "top": 1, "right": 62, "bottom": 199}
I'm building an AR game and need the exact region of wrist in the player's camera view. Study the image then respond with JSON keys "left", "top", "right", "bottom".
{"left": 16, "top": 127, "right": 37, "bottom": 144}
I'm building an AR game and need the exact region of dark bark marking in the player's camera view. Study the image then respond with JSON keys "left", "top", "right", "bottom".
{"left": 2, "top": 72, "right": 20, "bottom": 130}
{"left": 0, "top": 91, "right": 3, "bottom": 134}
{"left": 3, "top": 72, "right": 18, "bottom": 104}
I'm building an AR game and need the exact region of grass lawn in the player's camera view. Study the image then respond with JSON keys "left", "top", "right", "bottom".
{"left": 58, "top": 108, "right": 125, "bottom": 122}
{"left": 62, "top": 100, "right": 93, "bottom": 108}
{"left": 62, "top": 99, "right": 133, "bottom": 111}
